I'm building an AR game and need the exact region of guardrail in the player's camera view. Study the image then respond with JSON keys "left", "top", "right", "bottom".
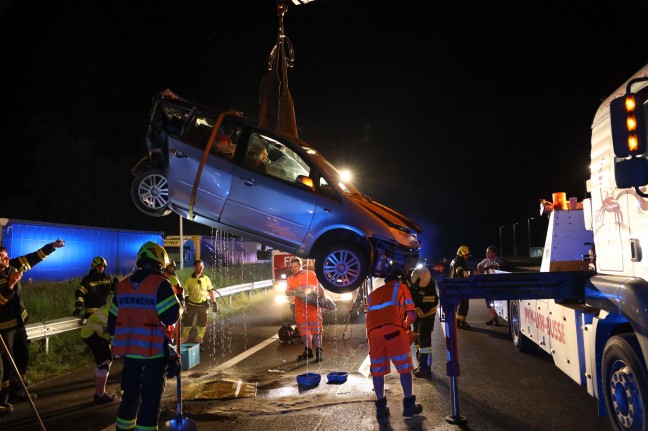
{"left": 26, "top": 279, "right": 273, "bottom": 353}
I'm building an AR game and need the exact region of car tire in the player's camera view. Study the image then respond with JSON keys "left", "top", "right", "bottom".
{"left": 510, "top": 300, "right": 532, "bottom": 352}
{"left": 314, "top": 242, "right": 368, "bottom": 294}
{"left": 131, "top": 169, "right": 172, "bottom": 217}
{"left": 602, "top": 334, "right": 648, "bottom": 431}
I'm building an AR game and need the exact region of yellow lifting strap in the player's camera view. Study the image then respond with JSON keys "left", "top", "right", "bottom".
{"left": 188, "top": 110, "right": 242, "bottom": 220}
{"left": 258, "top": 1, "right": 298, "bottom": 139}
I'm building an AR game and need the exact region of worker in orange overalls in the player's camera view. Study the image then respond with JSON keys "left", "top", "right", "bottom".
{"left": 285, "top": 257, "right": 325, "bottom": 362}
{"left": 365, "top": 269, "right": 423, "bottom": 418}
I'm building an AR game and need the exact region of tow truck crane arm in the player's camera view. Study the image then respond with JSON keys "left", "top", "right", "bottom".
{"left": 258, "top": 1, "right": 298, "bottom": 139}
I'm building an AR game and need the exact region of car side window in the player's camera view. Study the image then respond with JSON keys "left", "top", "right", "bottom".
{"left": 319, "top": 177, "right": 338, "bottom": 200}
{"left": 184, "top": 113, "right": 214, "bottom": 148}
{"left": 158, "top": 103, "right": 191, "bottom": 136}
{"left": 184, "top": 113, "right": 241, "bottom": 160}
{"left": 245, "top": 132, "right": 310, "bottom": 183}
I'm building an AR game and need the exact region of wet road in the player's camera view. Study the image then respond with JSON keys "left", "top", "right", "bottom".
{"left": 1, "top": 296, "right": 612, "bottom": 431}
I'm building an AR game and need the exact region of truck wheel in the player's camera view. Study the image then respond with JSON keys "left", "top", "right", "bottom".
{"left": 131, "top": 169, "right": 172, "bottom": 217}
{"left": 602, "top": 334, "right": 648, "bottom": 431}
{"left": 510, "top": 300, "right": 532, "bottom": 352}
{"left": 314, "top": 242, "right": 367, "bottom": 294}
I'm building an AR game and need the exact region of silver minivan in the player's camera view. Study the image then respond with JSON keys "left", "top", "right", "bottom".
{"left": 131, "top": 90, "right": 421, "bottom": 293}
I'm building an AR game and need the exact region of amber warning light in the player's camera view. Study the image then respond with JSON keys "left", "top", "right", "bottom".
{"left": 625, "top": 95, "right": 639, "bottom": 153}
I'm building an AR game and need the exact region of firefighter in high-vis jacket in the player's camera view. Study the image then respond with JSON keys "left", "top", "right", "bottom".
{"left": 450, "top": 245, "right": 471, "bottom": 329}
{"left": 108, "top": 241, "right": 181, "bottom": 431}
{"left": 0, "top": 239, "right": 65, "bottom": 415}
{"left": 74, "top": 256, "right": 117, "bottom": 320}
{"left": 407, "top": 267, "right": 438, "bottom": 379}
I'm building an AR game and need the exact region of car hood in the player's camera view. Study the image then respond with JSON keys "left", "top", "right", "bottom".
{"left": 349, "top": 194, "right": 422, "bottom": 236}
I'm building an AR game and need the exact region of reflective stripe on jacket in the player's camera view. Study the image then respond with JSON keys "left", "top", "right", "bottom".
{"left": 365, "top": 281, "right": 414, "bottom": 333}
{"left": 111, "top": 275, "right": 169, "bottom": 358}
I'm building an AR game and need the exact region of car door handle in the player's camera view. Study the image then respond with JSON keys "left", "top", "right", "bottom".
{"left": 170, "top": 148, "right": 187, "bottom": 158}
{"left": 239, "top": 176, "right": 257, "bottom": 186}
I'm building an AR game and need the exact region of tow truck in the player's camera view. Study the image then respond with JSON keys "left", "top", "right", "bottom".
{"left": 436, "top": 63, "right": 648, "bottom": 431}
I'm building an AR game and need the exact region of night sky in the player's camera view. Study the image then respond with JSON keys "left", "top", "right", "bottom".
{"left": 2, "top": 0, "right": 648, "bottom": 262}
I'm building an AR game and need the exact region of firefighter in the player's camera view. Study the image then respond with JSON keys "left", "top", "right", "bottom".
{"left": 163, "top": 260, "right": 184, "bottom": 306}
{"left": 365, "top": 269, "right": 423, "bottom": 418}
{"left": 450, "top": 245, "right": 471, "bottom": 329}
{"left": 80, "top": 301, "right": 115, "bottom": 403}
{"left": 180, "top": 259, "right": 216, "bottom": 348}
{"left": 108, "top": 241, "right": 181, "bottom": 431}
{"left": 407, "top": 266, "right": 438, "bottom": 379}
{"left": 0, "top": 239, "right": 65, "bottom": 413}
{"left": 163, "top": 260, "right": 183, "bottom": 344}
{"left": 74, "top": 256, "right": 117, "bottom": 320}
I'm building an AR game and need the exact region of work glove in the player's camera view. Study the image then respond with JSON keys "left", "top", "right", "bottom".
{"left": 305, "top": 292, "right": 320, "bottom": 304}
{"left": 72, "top": 308, "right": 84, "bottom": 318}
{"left": 408, "top": 331, "right": 420, "bottom": 345}
{"left": 211, "top": 302, "right": 218, "bottom": 313}
{"left": 166, "top": 347, "right": 181, "bottom": 379}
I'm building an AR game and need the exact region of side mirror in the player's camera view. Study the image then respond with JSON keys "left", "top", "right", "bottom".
{"left": 296, "top": 175, "right": 315, "bottom": 191}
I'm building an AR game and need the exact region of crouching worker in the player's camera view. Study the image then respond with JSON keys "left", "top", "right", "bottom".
{"left": 365, "top": 269, "right": 423, "bottom": 419}
{"left": 80, "top": 301, "right": 115, "bottom": 403}
{"left": 108, "top": 242, "right": 181, "bottom": 431}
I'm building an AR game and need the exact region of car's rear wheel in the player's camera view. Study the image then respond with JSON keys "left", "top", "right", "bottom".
{"left": 314, "top": 242, "right": 368, "bottom": 294}
{"left": 131, "top": 169, "right": 172, "bottom": 217}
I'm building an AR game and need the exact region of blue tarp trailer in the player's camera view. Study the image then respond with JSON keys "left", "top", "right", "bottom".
{"left": 0, "top": 218, "right": 163, "bottom": 281}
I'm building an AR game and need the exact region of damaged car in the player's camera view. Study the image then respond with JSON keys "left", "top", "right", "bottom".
{"left": 131, "top": 89, "right": 421, "bottom": 293}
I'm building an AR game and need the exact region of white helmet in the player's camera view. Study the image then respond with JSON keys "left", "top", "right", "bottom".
{"left": 411, "top": 267, "right": 431, "bottom": 288}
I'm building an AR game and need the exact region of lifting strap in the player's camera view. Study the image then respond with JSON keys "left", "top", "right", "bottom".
{"left": 188, "top": 110, "right": 241, "bottom": 220}
{"left": 258, "top": 1, "right": 298, "bottom": 139}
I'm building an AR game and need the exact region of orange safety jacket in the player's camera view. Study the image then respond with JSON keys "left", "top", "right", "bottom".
{"left": 112, "top": 275, "right": 170, "bottom": 358}
{"left": 365, "top": 281, "right": 414, "bottom": 333}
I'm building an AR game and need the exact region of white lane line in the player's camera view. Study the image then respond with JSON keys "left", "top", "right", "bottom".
{"left": 210, "top": 336, "right": 279, "bottom": 373}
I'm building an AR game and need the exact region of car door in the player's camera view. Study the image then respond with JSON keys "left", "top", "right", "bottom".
{"left": 166, "top": 111, "right": 239, "bottom": 221}
{"left": 220, "top": 130, "right": 318, "bottom": 247}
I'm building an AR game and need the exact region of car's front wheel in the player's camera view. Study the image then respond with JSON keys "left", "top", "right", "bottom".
{"left": 131, "top": 169, "right": 172, "bottom": 217}
{"left": 314, "top": 242, "right": 368, "bottom": 294}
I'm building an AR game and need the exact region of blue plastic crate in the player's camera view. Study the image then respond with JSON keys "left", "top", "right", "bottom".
{"left": 180, "top": 343, "right": 200, "bottom": 370}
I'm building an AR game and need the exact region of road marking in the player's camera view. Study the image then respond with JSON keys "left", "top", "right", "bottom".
{"left": 210, "top": 336, "right": 279, "bottom": 373}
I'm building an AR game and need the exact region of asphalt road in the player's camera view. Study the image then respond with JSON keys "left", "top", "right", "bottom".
{"left": 1, "top": 296, "right": 612, "bottom": 431}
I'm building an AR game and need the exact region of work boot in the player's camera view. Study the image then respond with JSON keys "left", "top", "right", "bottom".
{"left": 94, "top": 393, "right": 116, "bottom": 404}
{"left": 403, "top": 395, "right": 423, "bottom": 417}
{"left": 9, "top": 381, "right": 28, "bottom": 404}
{"left": 315, "top": 347, "right": 323, "bottom": 362}
{"left": 375, "top": 397, "right": 390, "bottom": 419}
{"left": 0, "top": 386, "right": 13, "bottom": 416}
{"left": 485, "top": 317, "right": 501, "bottom": 326}
{"left": 297, "top": 347, "right": 313, "bottom": 360}
{"left": 0, "top": 402, "right": 13, "bottom": 416}
{"left": 414, "top": 366, "right": 432, "bottom": 379}
{"left": 457, "top": 320, "right": 471, "bottom": 330}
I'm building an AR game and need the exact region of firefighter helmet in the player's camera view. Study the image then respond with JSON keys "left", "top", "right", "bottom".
{"left": 137, "top": 241, "right": 170, "bottom": 268}
{"left": 411, "top": 267, "right": 431, "bottom": 288}
{"left": 91, "top": 256, "right": 107, "bottom": 269}
{"left": 457, "top": 245, "right": 470, "bottom": 257}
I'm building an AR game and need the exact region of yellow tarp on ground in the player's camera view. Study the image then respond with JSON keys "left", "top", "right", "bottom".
{"left": 184, "top": 378, "right": 257, "bottom": 400}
